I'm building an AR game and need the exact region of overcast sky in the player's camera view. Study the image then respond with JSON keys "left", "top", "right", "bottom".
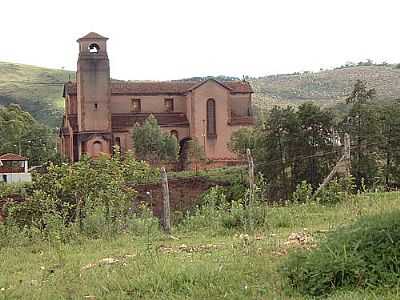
{"left": 1, "top": 0, "right": 399, "bottom": 80}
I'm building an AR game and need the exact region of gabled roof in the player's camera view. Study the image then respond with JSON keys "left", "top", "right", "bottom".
{"left": 186, "top": 79, "right": 233, "bottom": 92}
{"left": 77, "top": 32, "right": 108, "bottom": 41}
{"left": 0, "top": 153, "right": 28, "bottom": 161}
{"left": 64, "top": 80, "right": 252, "bottom": 96}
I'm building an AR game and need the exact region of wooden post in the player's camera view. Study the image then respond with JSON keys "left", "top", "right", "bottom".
{"left": 246, "top": 148, "right": 255, "bottom": 205}
{"left": 313, "top": 133, "right": 351, "bottom": 199}
{"left": 344, "top": 133, "right": 351, "bottom": 176}
{"left": 161, "top": 167, "right": 171, "bottom": 233}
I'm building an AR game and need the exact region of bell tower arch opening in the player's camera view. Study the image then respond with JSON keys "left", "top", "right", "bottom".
{"left": 88, "top": 43, "right": 100, "bottom": 53}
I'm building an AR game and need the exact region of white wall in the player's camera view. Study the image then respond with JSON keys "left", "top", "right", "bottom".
{"left": 0, "top": 173, "right": 32, "bottom": 184}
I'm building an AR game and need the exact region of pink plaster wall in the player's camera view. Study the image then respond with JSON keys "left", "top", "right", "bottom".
{"left": 110, "top": 95, "right": 187, "bottom": 114}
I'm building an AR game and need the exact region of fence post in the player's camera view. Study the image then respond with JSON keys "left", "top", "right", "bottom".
{"left": 246, "top": 148, "right": 255, "bottom": 205}
{"left": 344, "top": 133, "right": 351, "bottom": 176}
{"left": 160, "top": 167, "right": 171, "bottom": 233}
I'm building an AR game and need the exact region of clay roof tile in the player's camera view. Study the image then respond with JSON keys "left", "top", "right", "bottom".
{"left": 0, "top": 153, "right": 28, "bottom": 161}
{"left": 64, "top": 80, "right": 252, "bottom": 96}
{"left": 77, "top": 32, "right": 108, "bottom": 41}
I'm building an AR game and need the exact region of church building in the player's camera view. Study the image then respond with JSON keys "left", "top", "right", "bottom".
{"left": 59, "top": 32, "right": 254, "bottom": 166}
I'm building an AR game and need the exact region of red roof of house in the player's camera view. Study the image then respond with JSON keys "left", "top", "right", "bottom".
{"left": 0, "top": 153, "right": 28, "bottom": 161}
{"left": 64, "top": 79, "right": 253, "bottom": 96}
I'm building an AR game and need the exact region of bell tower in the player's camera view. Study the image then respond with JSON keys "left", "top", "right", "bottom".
{"left": 76, "top": 32, "right": 111, "bottom": 133}
{"left": 75, "top": 32, "right": 112, "bottom": 159}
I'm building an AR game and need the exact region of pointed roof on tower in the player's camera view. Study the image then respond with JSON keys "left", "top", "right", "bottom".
{"left": 77, "top": 32, "right": 108, "bottom": 41}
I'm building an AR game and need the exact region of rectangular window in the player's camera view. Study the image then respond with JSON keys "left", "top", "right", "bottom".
{"left": 131, "top": 99, "right": 141, "bottom": 112}
{"left": 165, "top": 98, "right": 174, "bottom": 112}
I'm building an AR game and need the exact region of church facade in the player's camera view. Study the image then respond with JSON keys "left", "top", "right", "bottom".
{"left": 59, "top": 32, "right": 254, "bottom": 166}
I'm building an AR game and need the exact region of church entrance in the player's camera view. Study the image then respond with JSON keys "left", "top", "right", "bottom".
{"left": 178, "top": 137, "right": 192, "bottom": 171}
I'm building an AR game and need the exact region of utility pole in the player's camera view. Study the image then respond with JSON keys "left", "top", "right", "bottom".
{"left": 246, "top": 148, "right": 255, "bottom": 205}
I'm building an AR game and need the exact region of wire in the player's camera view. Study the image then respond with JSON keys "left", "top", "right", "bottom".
{"left": 253, "top": 136, "right": 400, "bottom": 170}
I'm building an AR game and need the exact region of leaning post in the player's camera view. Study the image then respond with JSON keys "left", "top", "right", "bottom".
{"left": 161, "top": 167, "right": 171, "bottom": 234}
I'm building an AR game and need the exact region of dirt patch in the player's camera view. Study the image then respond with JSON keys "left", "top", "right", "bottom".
{"left": 158, "top": 243, "right": 222, "bottom": 254}
{"left": 273, "top": 230, "right": 316, "bottom": 256}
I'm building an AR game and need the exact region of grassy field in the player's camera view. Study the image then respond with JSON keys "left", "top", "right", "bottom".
{"left": 1, "top": 192, "right": 400, "bottom": 299}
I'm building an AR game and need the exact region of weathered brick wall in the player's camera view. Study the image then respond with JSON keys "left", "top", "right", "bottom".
{"left": 132, "top": 177, "right": 230, "bottom": 218}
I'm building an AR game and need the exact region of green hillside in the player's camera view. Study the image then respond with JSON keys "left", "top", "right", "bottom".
{"left": 0, "top": 62, "right": 74, "bottom": 127}
{"left": 1, "top": 62, "right": 400, "bottom": 128}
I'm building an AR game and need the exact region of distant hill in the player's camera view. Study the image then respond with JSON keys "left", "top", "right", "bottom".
{"left": 250, "top": 65, "right": 400, "bottom": 111}
{"left": 1, "top": 62, "right": 400, "bottom": 127}
{"left": 0, "top": 62, "right": 74, "bottom": 127}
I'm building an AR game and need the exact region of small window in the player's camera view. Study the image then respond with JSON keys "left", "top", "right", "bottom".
{"left": 131, "top": 99, "right": 141, "bottom": 112}
{"left": 94, "top": 103, "right": 98, "bottom": 110}
{"left": 165, "top": 98, "right": 174, "bottom": 112}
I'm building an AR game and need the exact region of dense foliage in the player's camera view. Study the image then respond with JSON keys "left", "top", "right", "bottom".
{"left": 232, "top": 80, "right": 400, "bottom": 198}
{"left": 282, "top": 210, "right": 400, "bottom": 296}
{"left": 2, "top": 152, "right": 157, "bottom": 239}
{"left": 252, "top": 102, "right": 339, "bottom": 199}
{"left": 0, "top": 104, "right": 57, "bottom": 166}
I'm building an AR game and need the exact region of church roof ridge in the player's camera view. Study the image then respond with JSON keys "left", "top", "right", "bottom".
{"left": 77, "top": 32, "right": 108, "bottom": 41}
{"left": 64, "top": 79, "right": 252, "bottom": 95}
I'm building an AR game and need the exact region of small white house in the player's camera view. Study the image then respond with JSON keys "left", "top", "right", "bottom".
{"left": 0, "top": 153, "right": 32, "bottom": 184}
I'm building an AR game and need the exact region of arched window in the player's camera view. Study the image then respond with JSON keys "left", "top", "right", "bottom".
{"left": 93, "top": 141, "right": 103, "bottom": 157}
{"left": 207, "top": 99, "right": 216, "bottom": 137}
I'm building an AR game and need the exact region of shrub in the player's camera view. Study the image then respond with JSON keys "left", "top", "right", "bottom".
{"left": 291, "top": 181, "right": 313, "bottom": 203}
{"left": 281, "top": 210, "right": 400, "bottom": 296}
{"left": 4, "top": 153, "right": 155, "bottom": 240}
{"left": 317, "top": 176, "right": 355, "bottom": 205}
{"left": 180, "top": 186, "right": 267, "bottom": 232}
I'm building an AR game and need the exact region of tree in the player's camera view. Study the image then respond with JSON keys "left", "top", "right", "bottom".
{"left": 228, "top": 127, "right": 258, "bottom": 158}
{"left": 378, "top": 101, "right": 400, "bottom": 187}
{"left": 186, "top": 138, "right": 206, "bottom": 172}
{"left": 256, "top": 103, "right": 340, "bottom": 199}
{"left": 0, "top": 104, "right": 56, "bottom": 166}
{"left": 341, "top": 80, "right": 380, "bottom": 188}
{"left": 132, "top": 115, "right": 179, "bottom": 162}
{"left": 294, "top": 103, "right": 338, "bottom": 189}
{"left": 256, "top": 106, "right": 299, "bottom": 199}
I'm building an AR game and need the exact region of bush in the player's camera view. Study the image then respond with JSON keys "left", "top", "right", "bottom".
{"left": 4, "top": 153, "right": 156, "bottom": 240}
{"left": 317, "top": 176, "right": 355, "bottom": 205}
{"left": 180, "top": 186, "right": 267, "bottom": 232}
{"left": 281, "top": 210, "right": 400, "bottom": 296}
{"left": 291, "top": 181, "right": 313, "bottom": 203}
